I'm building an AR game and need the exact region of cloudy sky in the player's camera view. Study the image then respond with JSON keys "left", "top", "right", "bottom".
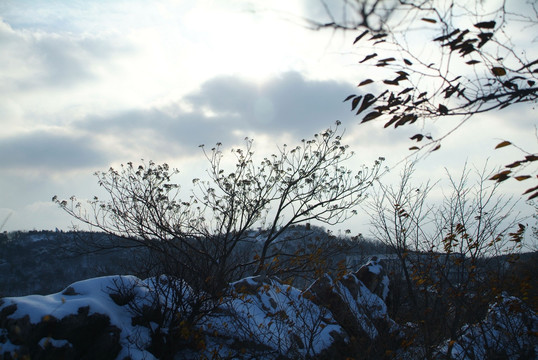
{"left": 0, "top": 0, "right": 536, "bottom": 235}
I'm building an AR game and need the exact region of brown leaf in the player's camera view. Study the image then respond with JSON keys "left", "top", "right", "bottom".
{"left": 378, "top": 57, "right": 396, "bottom": 63}
{"left": 434, "top": 29, "right": 460, "bottom": 42}
{"left": 410, "top": 134, "right": 424, "bottom": 142}
{"left": 525, "top": 59, "right": 538, "bottom": 68}
{"left": 404, "top": 58, "right": 413, "bottom": 65}
{"left": 505, "top": 161, "right": 522, "bottom": 168}
{"left": 495, "top": 141, "right": 511, "bottom": 149}
{"left": 414, "top": 99, "right": 427, "bottom": 106}
{"left": 353, "top": 30, "right": 369, "bottom": 44}
{"left": 466, "top": 60, "right": 481, "bottom": 65}
{"left": 514, "top": 175, "right": 531, "bottom": 181}
{"left": 361, "top": 111, "right": 382, "bottom": 123}
{"left": 383, "top": 79, "right": 399, "bottom": 85}
{"left": 357, "top": 93, "right": 375, "bottom": 114}
{"left": 359, "top": 53, "right": 377, "bottom": 63}
{"left": 525, "top": 154, "right": 538, "bottom": 161}
{"left": 474, "top": 21, "right": 496, "bottom": 29}
{"left": 431, "top": 144, "right": 441, "bottom": 152}
{"left": 358, "top": 79, "right": 374, "bottom": 87}
{"left": 351, "top": 96, "right": 363, "bottom": 111}
{"left": 490, "top": 170, "right": 512, "bottom": 182}
{"left": 384, "top": 115, "right": 400, "bottom": 128}
{"left": 343, "top": 94, "right": 356, "bottom": 102}
{"left": 528, "top": 191, "right": 538, "bottom": 200}
{"left": 477, "top": 32, "right": 493, "bottom": 48}
{"left": 369, "top": 33, "right": 387, "bottom": 40}
{"left": 409, "top": 146, "right": 420, "bottom": 151}
{"left": 398, "top": 87, "right": 413, "bottom": 95}
{"left": 491, "top": 67, "right": 507, "bottom": 76}
{"left": 421, "top": 18, "right": 437, "bottom": 24}
{"left": 395, "top": 114, "right": 417, "bottom": 127}
{"left": 523, "top": 185, "right": 538, "bottom": 195}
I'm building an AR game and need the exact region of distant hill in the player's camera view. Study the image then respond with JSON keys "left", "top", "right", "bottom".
{"left": 0, "top": 230, "right": 139, "bottom": 296}
{"left": 0, "top": 226, "right": 390, "bottom": 297}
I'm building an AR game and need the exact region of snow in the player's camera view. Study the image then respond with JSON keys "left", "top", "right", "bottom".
{"left": 331, "top": 273, "right": 390, "bottom": 339}
{"left": 367, "top": 262, "right": 382, "bottom": 275}
{"left": 4, "top": 276, "right": 144, "bottom": 327}
{"left": 29, "top": 234, "right": 48, "bottom": 242}
{"left": 381, "top": 275, "right": 390, "bottom": 300}
{"left": 0, "top": 275, "right": 157, "bottom": 360}
{"left": 38, "top": 337, "right": 71, "bottom": 349}
{"left": 206, "top": 277, "right": 342, "bottom": 357}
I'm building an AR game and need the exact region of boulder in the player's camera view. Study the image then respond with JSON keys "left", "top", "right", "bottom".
{"left": 304, "top": 257, "right": 395, "bottom": 340}
{"left": 0, "top": 302, "right": 121, "bottom": 360}
{"left": 436, "top": 294, "right": 538, "bottom": 360}
{"left": 355, "top": 256, "right": 390, "bottom": 301}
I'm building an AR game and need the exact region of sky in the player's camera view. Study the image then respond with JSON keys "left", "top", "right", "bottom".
{"left": 0, "top": 0, "right": 536, "bottom": 238}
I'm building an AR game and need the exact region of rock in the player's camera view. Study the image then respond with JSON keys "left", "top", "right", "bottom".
{"left": 38, "top": 336, "right": 76, "bottom": 360}
{"left": 0, "top": 304, "right": 121, "bottom": 360}
{"left": 308, "top": 274, "right": 365, "bottom": 336}
{"left": 304, "top": 258, "right": 395, "bottom": 340}
{"left": 436, "top": 294, "right": 538, "bottom": 360}
{"left": 355, "top": 256, "right": 390, "bottom": 301}
{"left": 232, "top": 275, "right": 267, "bottom": 295}
{"left": 216, "top": 276, "right": 342, "bottom": 358}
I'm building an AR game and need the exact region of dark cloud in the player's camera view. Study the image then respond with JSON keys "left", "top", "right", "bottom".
{"left": 186, "top": 76, "right": 257, "bottom": 116}
{"left": 76, "top": 72, "right": 358, "bottom": 156}
{"left": 79, "top": 108, "right": 237, "bottom": 152}
{"left": 185, "top": 71, "right": 357, "bottom": 134}
{"left": 263, "top": 72, "right": 356, "bottom": 131}
{"left": 0, "top": 131, "right": 108, "bottom": 170}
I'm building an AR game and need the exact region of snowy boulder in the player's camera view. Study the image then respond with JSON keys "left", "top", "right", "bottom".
{"left": 197, "top": 260, "right": 398, "bottom": 358}
{"left": 436, "top": 294, "right": 538, "bottom": 360}
{"left": 0, "top": 300, "right": 121, "bottom": 359}
{"left": 355, "top": 256, "right": 390, "bottom": 301}
{"left": 202, "top": 275, "right": 343, "bottom": 359}
{"left": 0, "top": 276, "right": 157, "bottom": 360}
{"left": 305, "top": 257, "right": 395, "bottom": 340}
